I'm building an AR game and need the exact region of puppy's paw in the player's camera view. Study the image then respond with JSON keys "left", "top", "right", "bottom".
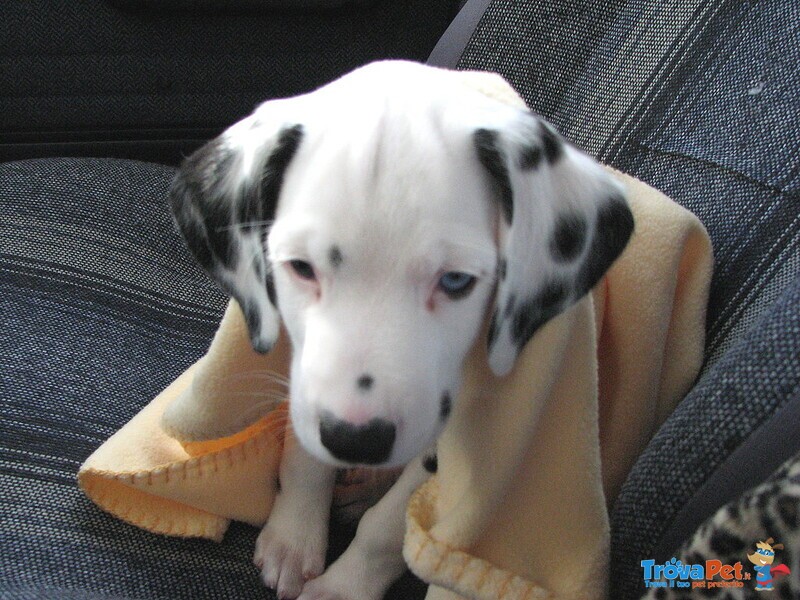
{"left": 254, "top": 519, "right": 327, "bottom": 600}
{"left": 297, "top": 545, "right": 400, "bottom": 600}
{"left": 297, "top": 572, "right": 375, "bottom": 600}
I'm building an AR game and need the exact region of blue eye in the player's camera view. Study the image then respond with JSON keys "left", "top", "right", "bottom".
{"left": 438, "top": 271, "right": 477, "bottom": 299}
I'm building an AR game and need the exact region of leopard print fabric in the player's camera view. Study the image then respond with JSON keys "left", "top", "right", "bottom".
{"left": 640, "top": 450, "right": 799, "bottom": 599}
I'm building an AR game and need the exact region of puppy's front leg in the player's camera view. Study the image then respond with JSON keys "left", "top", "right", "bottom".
{"left": 255, "top": 433, "right": 336, "bottom": 599}
{"left": 299, "top": 455, "right": 432, "bottom": 600}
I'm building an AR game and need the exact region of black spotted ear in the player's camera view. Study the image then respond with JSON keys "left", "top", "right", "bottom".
{"left": 169, "top": 118, "right": 304, "bottom": 354}
{"left": 475, "top": 112, "right": 634, "bottom": 376}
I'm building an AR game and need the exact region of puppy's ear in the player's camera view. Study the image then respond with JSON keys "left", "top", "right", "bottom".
{"left": 169, "top": 119, "right": 304, "bottom": 353}
{"left": 474, "top": 112, "right": 634, "bottom": 376}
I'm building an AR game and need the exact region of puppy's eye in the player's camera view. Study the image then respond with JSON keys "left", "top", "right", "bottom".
{"left": 438, "top": 271, "right": 476, "bottom": 299}
{"left": 289, "top": 259, "right": 316, "bottom": 281}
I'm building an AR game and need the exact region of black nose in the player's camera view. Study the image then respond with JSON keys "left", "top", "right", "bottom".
{"left": 319, "top": 412, "right": 396, "bottom": 465}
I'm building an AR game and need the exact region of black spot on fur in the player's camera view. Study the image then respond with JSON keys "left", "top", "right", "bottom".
{"left": 511, "top": 280, "right": 568, "bottom": 349}
{"left": 169, "top": 125, "right": 303, "bottom": 352}
{"left": 503, "top": 293, "right": 517, "bottom": 318}
{"left": 170, "top": 124, "right": 303, "bottom": 286}
{"left": 423, "top": 454, "right": 438, "bottom": 473}
{"left": 497, "top": 257, "right": 507, "bottom": 281}
{"left": 265, "top": 271, "right": 277, "bottom": 306}
{"left": 486, "top": 309, "right": 499, "bottom": 350}
{"left": 242, "top": 302, "right": 272, "bottom": 353}
{"left": 170, "top": 195, "right": 214, "bottom": 271}
{"left": 169, "top": 138, "right": 238, "bottom": 271}
{"left": 576, "top": 195, "right": 634, "bottom": 295}
{"left": 653, "top": 588, "right": 666, "bottom": 600}
{"left": 474, "top": 129, "right": 513, "bottom": 224}
{"left": 440, "top": 392, "right": 452, "bottom": 420}
{"left": 538, "top": 280, "right": 568, "bottom": 310}
{"left": 170, "top": 124, "right": 304, "bottom": 351}
{"left": 709, "top": 528, "right": 745, "bottom": 556}
{"left": 187, "top": 136, "right": 237, "bottom": 190}
{"left": 236, "top": 177, "right": 264, "bottom": 230}
{"left": 551, "top": 212, "right": 587, "bottom": 262}
{"left": 261, "top": 124, "right": 304, "bottom": 217}
{"left": 357, "top": 374, "right": 374, "bottom": 391}
{"left": 540, "top": 121, "right": 564, "bottom": 164}
{"left": 329, "top": 245, "right": 344, "bottom": 269}
{"left": 518, "top": 142, "right": 543, "bottom": 170}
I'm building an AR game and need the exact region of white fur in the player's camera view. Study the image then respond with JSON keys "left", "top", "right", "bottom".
{"left": 252, "top": 63, "right": 503, "bottom": 599}
{"left": 172, "top": 60, "right": 630, "bottom": 600}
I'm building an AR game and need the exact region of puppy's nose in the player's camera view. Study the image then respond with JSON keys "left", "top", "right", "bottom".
{"left": 319, "top": 412, "right": 396, "bottom": 465}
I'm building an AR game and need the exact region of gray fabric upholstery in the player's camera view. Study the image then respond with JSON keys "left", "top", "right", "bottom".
{"left": 109, "top": 0, "right": 376, "bottom": 9}
{"left": 0, "top": 158, "right": 241, "bottom": 599}
{"left": 0, "top": 158, "right": 426, "bottom": 599}
{"left": 613, "top": 272, "right": 800, "bottom": 598}
{"left": 0, "top": 0, "right": 459, "bottom": 164}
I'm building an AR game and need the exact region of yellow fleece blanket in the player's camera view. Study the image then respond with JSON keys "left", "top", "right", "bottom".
{"left": 403, "top": 167, "right": 712, "bottom": 600}
{"left": 78, "top": 73, "right": 713, "bottom": 600}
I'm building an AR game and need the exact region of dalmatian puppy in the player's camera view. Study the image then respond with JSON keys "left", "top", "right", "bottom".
{"left": 169, "top": 61, "right": 633, "bottom": 600}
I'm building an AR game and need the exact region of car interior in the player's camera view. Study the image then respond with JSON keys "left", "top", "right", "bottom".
{"left": 2, "top": 0, "right": 798, "bottom": 598}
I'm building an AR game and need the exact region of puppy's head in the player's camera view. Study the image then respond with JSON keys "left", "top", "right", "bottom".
{"left": 169, "top": 61, "right": 633, "bottom": 467}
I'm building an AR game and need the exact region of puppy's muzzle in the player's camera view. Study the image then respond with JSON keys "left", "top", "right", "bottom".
{"left": 319, "top": 411, "right": 396, "bottom": 465}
